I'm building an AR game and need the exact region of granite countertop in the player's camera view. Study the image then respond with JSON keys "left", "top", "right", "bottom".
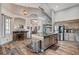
{"left": 43, "top": 33, "right": 58, "bottom": 36}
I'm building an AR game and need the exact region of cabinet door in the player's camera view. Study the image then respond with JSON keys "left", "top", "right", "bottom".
{"left": 44, "top": 37, "right": 50, "bottom": 49}
{"left": 64, "top": 33, "right": 69, "bottom": 41}
{"left": 69, "top": 33, "right": 75, "bottom": 41}
{"left": 49, "top": 36, "right": 52, "bottom": 45}
{"left": 75, "top": 33, "right": 79, "bottom": 42}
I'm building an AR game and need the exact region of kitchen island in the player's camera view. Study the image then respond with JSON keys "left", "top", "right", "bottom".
{"left": 41, "top": 33, "right": 58, "bottom": 52}
{"left": 28, "top": 33, "right": 58, "bottom": 52}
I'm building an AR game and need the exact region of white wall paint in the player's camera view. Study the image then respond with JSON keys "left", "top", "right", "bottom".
{"left": 14, "top": 18, "right": 25, "bottom": 30}
{"left": 55, "top": 5, "right": 79, "bottom": 22}
{"left": 0, "top": 4, "right": 51, "bottom": 45}
{"left": 0, "top": 4, "right": 27, "bottom": 45}
{"left": 0, "top": 4, "right": 1, "bottom": 38}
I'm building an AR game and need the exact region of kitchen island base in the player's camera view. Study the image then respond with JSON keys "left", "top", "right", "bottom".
{"left": 27, "top": 34, "right": 58, "bottom": 53}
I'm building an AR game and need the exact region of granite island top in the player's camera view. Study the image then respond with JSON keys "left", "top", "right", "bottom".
{"left": 43, "top": 33, "right": 58, "bottom": 37}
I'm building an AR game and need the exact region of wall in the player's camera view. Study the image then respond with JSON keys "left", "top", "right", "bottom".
{"left": 0, "top": 4, "right": 1, "bottom": 38}
{"left": 55, "top": 5, "right": 79, "bottom": 22}
{"left": 0, "top": 4, "right": 14, "bottom": 45}
{"left": 14, "top": 18, "right": 26, "bottom": 30}
{"left": 0, "top": 4, "right": 27, "bottom": 45}
{"left": 0, "top": 3, "right": 51, "bottom": 45}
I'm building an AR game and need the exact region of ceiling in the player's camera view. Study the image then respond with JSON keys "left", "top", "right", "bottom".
{"left": 14, "top": 3, "right": 79, "bottom": 11}
{"left": 47, "top": 3, "right": 79, "bottom": 11}
{"left": 14, "top": 3, "right": 40, "bottom": 8}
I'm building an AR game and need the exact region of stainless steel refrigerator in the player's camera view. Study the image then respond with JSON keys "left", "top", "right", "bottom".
{"left": 58, "top": 25, "right": 65, "bottom": 41}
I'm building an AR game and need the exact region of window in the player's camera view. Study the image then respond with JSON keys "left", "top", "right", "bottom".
{"left": 1, "top": 14, "right": 11, "bottom": 36}
{"left": 5, "top": 18, "right": 11, "bottom": 34}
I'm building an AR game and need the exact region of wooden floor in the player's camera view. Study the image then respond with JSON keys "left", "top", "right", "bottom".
{"left": 0, "top": 39, "right": 79, "bottom": 55}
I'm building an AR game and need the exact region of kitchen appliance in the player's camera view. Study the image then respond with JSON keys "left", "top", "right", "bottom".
{"left": 58, "top": 25, "right": 65, "bottom": 41}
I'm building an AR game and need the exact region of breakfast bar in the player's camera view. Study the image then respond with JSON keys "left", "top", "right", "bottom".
{"left": 28, "top": 33, "right": 58, "bottom": 53}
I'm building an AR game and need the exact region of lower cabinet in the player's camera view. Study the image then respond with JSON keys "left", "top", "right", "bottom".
{"left": 41, "top": 34, "right": 58, "bottom": 52}
{"left": 29, "top": 34, "right": 58, "bottom": 52}
{"left": 64, "top": 33, "right": 76, "bottom": 41}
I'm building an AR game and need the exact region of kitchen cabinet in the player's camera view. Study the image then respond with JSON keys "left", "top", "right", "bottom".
{"left": 41, "top": 34, "right": 58, "bottom": 52}
{"left": 74, "top": 33, "right": 79, "bottom": 42}
{"left": 27, "top": 34, "right": 58, "bottom": 52}
{"left": 64, "top": 33, "right": 75, "bottom": 41}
